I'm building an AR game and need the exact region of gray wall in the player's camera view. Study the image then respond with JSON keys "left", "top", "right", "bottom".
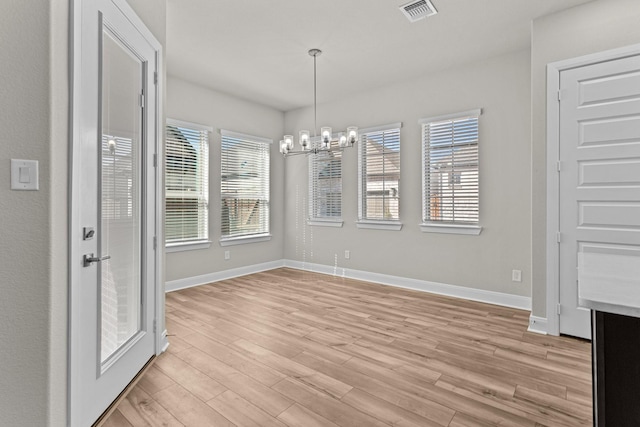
{"left": 0, "top": 1, "right": 55, "bottom": 424}
{"left": 530, "top": 0, "right": 640, "bottom": 318}
{"left": 283, "top": 49, "right": 532, "bottom": 297}
{"left": 165, "top": 77, "right": 285, "bottom": 282}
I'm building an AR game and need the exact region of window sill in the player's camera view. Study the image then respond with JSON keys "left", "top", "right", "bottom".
{"left": 356, "top": 220, "right": 403, "bottom": 231}
{"left": 420, "top": 223, "right": 482, "bottom": 235}
{"left": 166, "top": 240, "right": 212, "bottom": 253}
{"left": 219, "top": 234, "right": 272, "bottom": 247}
{"left": 307, "top": 219, "right": 344, "bottom": 228}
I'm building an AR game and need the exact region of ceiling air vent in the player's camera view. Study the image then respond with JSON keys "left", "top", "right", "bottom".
{"left": 399, "top": 0, "right": 437, "bottom": 23}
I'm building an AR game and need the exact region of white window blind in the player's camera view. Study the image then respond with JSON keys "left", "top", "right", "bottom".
{"left": 165, "top": 120, "right": 210, "bottom": 245}
{"left": 102, "top": 134, "right": 137, "bottom": 221}
{"left": 221, "top": 130, "right": 271, "bottom": 240}
{"left": 421, "top": 109, "right": 481, "bottom": 224}
{"left": 309, "top": 137, "right": 342, "bottom": 221}
{"left": 358, "top": 124, "right": 402, "bottom": 221}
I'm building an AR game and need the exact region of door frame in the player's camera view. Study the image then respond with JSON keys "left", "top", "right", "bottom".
{"left": 68, "top": 0, "right": 166, "bottom": 424}
{"left": 545, "top": 43, "right": 640, "bottom": 336}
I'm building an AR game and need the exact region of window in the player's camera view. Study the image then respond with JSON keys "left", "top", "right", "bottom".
{"left": 220, "top": 129, "right": 271, "bottom": 245}
{"left": 165, "top": 119, "right": 210, "bottom": 249}
{"left": 357, "top": 123, "right": 402, "bottom": 230}
{"left": 309, "top": 137, "right": 343, "bottom": 227}
{"left": 101, "top": 135, "right": 136, "bottom": 221}
{"left": 420, "top": 109, "right": 482, "bottom": 235}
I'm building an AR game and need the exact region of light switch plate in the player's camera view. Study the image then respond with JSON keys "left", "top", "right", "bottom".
{"left": 11, "top": 159, "right": 39, "bottom": 190}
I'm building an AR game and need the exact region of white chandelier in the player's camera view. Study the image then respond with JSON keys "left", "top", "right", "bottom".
{"left": 280, "top": 49, "right": 358, "bottom": 156}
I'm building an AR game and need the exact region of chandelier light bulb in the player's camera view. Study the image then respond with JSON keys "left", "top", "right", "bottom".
{"left": 347, "top": 126, "right": 358, "bottom": 146}
{"left": 338, "top": 134, "right": 348, "bottom": 148}
{"left": 299, "top": 130, "right": 310, "bottom": 150}
{"left": 321, "top": 127, "right": 332, "bottom": 148}
{"left": 284, "top": 135, "right": 294, "bottom": 150}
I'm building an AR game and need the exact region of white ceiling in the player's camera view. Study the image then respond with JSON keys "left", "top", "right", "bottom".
{"left": 167, "top": 0, "right": 594, "bottom": 112}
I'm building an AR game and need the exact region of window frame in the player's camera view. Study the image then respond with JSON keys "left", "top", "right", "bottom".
{"left": 420, "top": 109, "right": 482, "bottom": 235}
{"left": 308, "top": 134, "right": 344, "bottom": 228}
{"left": 165, "top": 118, "right": 212, "bottom": 252}
{"left": 219, "top": 129, "right": 272, "bottom": 246}
{"left": 357, "top": 122, "right": 403, "bottom": 231}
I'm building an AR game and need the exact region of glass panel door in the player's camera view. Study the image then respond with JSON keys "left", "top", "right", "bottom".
{"left": 70, "top": 1, "right": 159, "bottom": 423}
{"left": 100, "top": 28, "right": 144, "bottom": 365}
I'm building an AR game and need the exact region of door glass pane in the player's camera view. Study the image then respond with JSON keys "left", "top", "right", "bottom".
{"left": 100, "top": 29, "right": 143, "bottom": 364}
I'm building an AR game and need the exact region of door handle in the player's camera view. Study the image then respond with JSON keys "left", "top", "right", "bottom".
{"left": 83, "top": 253, "right": 111, "bottom": 267}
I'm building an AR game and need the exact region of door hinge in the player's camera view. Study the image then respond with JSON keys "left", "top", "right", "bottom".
{"left": 154, "top": 71, "right": 158, "bottom": 85}
{"left": 556, "top": 231, "right": 561, "bottom": 243}
{"left": 557, "top": 90, "right": 562, "bottom": 101}
{"left": 557, "top": 160, "right": 562, "bottom": 172}
{"left": 153, "top": 236, "right": 157, "bottom": 250}
{"left": 139, "top": 93, "right": 145, "bottom": 108}
{"left": 153, "top": 153, "right": 157, "bottom": 167}
{"left": 557, "top": 303, "right": 562, "bottom": 315}
{"left": 153, "top": 319, "right": 157, "bottom": 333}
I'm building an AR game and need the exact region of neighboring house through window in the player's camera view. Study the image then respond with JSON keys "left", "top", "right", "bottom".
{"left": 420, "top": 109, "right": 482, "bottom": 235}
{"left": 165, "top": 119, "right": 210, "bottom": 250}
{"left": 220, "top": 129, "right": 271, "bottom": 245}
{"left": 357, "top": 123, "right": 402, "bottom": 230}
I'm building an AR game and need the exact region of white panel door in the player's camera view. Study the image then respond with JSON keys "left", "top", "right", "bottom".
{"left": 70, "top": 0, "right": 159, "bottom": 425}
{"left": 559, "top": 54, "right": 640, "bottom": 339}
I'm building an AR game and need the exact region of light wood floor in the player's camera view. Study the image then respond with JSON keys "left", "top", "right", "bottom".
{"left": 102, "top": 268, "right": 592, "bottom": 426}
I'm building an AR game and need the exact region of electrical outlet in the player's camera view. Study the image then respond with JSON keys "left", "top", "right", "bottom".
{"left": 345, "top": 250, "right": 350, "bottom": 259}
{"left": 224, "top": 250, "right": 230, "bottom": 260}
{"left": 512, "top": 269, "right": 522, "bottom": 282}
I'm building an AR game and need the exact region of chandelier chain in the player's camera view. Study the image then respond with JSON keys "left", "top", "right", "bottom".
{"left": 313, "top": 53, "right": 317, "bottom": 138}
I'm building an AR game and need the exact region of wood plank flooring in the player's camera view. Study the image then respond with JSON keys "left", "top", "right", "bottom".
{"left": 101, "top": 268, "right": 592, "bottom": 426}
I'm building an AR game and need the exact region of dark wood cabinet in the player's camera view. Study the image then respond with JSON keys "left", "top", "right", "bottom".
{"left": 592, "top": 311, "right": 640, "bottom": 426}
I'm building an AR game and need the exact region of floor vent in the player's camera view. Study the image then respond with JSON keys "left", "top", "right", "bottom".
{"left": 399, "top": 0, "right": 438, "bottom": 23}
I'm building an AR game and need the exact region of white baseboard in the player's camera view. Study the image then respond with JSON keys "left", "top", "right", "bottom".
{"left": 165, "top": 260, "right": 285, "bottom": 292}
{"left": 165, "top": 259, "right": 532, "bottom": 312}
{"left": 283, "top": 259, "right": 531, "bottom": 311}
{"left": 527, "top": 315, "right": 548, "bottom": 335}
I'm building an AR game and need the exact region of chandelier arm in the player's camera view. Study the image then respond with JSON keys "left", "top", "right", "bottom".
{"left": 283, "top": 151, "right": 308, "bottom": 157}
{"left": 283, "top": 146, "right": 346, "bottom": 157}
